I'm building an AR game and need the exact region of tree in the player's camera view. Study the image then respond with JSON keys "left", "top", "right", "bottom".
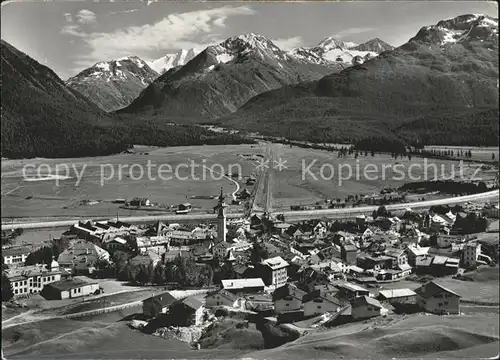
{"left": 153, "top": 263, "right": 166, "bottom": 285}
{"left": 135, "top": 265, "right": 150, "bottom": 286}
{"left": 492, "top": 153, "right": 496, "bottom": 160}
{"left": 250, "top": 242, "right": 269, "bottom": 264}
{"left": 2, "top": 273, "right": 14, "bottom": 302}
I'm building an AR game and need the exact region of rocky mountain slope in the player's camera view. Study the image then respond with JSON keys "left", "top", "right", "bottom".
{"left": 1, "top": 41, "right": 251, "bottom": 158}
{"left": 0, "top": 40, "right": 128, "bottom": 158}
{"left": 118, "top": 33, "right": 349, "bottom": 119}
{"left": 147, "top": 48, "right": 202, "bottom": 74}
{"left": 220, "top": 14, "right": 499, "bottom": 146}
{"left": 66, "top": 56, "right": 159, "bottom": 112}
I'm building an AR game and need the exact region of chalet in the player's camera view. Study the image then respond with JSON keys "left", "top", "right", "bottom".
{"left": 377, "top": 217, "right": 402, "bottom": 232}
{"left": 129, "top": 198, "right": 151, "bottom": 207}
{"left": 142, "top": 291, "right": 177, "bottom": 318}
{"left": 313, "top": 221, "right": 328, "bottom": 239}
{"left": 336, "top": 282, "right": 372, "bottom": 300}
{"left": 415, "top": 281, "right": 461, "bottom": 315}
{"left": 297, "top": 267, "right": 330, "bottom": 293}
{"left": 484, "top": 204, "right": 499, "bottom": 218}
{"left": 205, "top": 289, "right": 243, "bottom": 308}
{"left": 341, "top": 244, "right": 357, "bottom": 265}
{"left": 233, "top": 264, "right": 255, "bottom": 279}
{"left": 333, "top": 231, "right": 356, "bottom": 245}
{"left": 351, "top": 296, "right": 388, "bottom": 320}
{"left": 302, "top": 290, "right": 343, "bottom": 317}
{"left": 178, "top": 203, "right": 192, "bottom": 212}
{"left": 213, "top": 240, "right": 252, "bottom": 259}
{"left": 169, "top": 296, "right": 204, "bottom": 326}
{"left": 272, "top": 284, "right": 307, "bottom": 314}
{"left": 104, "top": 236, "right": 128, "bottom": 250}
{"left": 255, "top": 256, "right": 289, "bottom": 289}
{"left": 41, "top": 276, "right": 100, "bottom": 300}
{"left": 378, "top": 288, "right": 417, "bottom": 305}
{"left": 221, "top": 278, "right": 265, "bottom": 295}
{"left": 3, "top": 246, "right": 30, "bottom": 267}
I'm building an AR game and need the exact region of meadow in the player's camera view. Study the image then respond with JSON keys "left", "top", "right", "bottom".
{"left": 2, "top": 143, "right": 497, "bottom": 220}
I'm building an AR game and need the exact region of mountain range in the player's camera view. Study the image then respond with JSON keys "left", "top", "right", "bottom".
{"left": 2, "top": 14, "right": 498, "bottom": 159}
{"left": 67, "top": 35, "right": 391, "bottom": 113}
{"left": 0, "top": 41, "right": 250, "bottom": 158}
{"left": 118, "top": 34, "right": 393, "bottom": 119}
{"left": 219, "top": 14, "right": 499, "bottom": 145}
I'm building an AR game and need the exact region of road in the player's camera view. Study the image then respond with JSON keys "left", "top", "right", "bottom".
{"left": 278, "top": 189, "right": 499, "bottom": 221}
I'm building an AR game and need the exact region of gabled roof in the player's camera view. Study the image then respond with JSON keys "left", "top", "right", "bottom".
{"left": 414, "top": 281, "right": 461, "bottom": 299}
{"left": 302, "top": 289, "right": 342, "bottom": 306}
{"left": 2, "top": 246, "right": 31, "bottom": 257}
{"left": 272, "top": 284, "right": 307, "bottom": 301}
{"left": 379, "top": 288, "right": 416, "bottom": 299}
{"left": 143, "top": 291, "right": 177, "bottom": 307}
{"left": 180, "top": 296, "right": 203, "bottom": 310}
{"left": 206, "top": 289, "right": 240, "bottom": 302}
{"left": 43, "top": 276, "right": 97, "bottom": 291}
{"left": 337, "top": 282, "right": 369, "bottom": 293}
{"left": 221, "top": 278, "right": 265, "bottom": 290}
{"left": 352, "top": 295, "right": 383, "bottom": 309}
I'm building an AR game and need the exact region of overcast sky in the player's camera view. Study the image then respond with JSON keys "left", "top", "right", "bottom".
{"left": 1, "top": 1, "right": 497, "bottom": 79}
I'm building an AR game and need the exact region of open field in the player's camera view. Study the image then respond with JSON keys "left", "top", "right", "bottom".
{"left": 424, "top": 145, "right": 499, "bottom": 162}
{"left": 3, "top": 143, "right": 498, "bottom": 220}
{"left": 1, "top": 144, "right": 263, "bottom": 220}
{"left": 245, "top": 314, "right": 500, "bottom": 360}
{"left": 263, "top": 143, "right": 498, "bottom": 211}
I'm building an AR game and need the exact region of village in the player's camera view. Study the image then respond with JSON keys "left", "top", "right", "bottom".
{"left": 2, "top": 188, "right": 499, "bottom": 348}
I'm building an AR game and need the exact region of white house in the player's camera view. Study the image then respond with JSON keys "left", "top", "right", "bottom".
{"left": 5, "top": 259, "right": 63, "bottom": 297}
{"left": 41, "top": 276, "right": 99, "bottom": 300}
{"left": 3, "top": 247, "right": 30, "bottom": 267}
{"left": 205, "top": 289, "right": 243, "bottom": 308}
{"left": 462, "top": 241, "right": 482, "bottom": 267}
{"left": 351, "top": 296, "right": 388, "bottom": 320}
{"left": 303, "top": 290, "right": 343, "bottom": 317}
{"left": 415, "top": 281, "right": 461, "bottom": 315}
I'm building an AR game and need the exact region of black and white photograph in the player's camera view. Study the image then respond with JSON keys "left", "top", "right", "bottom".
{"left": 0, "top": 0, "right": 499, "bottom": 359}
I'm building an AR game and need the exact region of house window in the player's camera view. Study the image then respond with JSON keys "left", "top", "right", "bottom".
{"left": 367, "top": 307, "right": 372, "bottom": 311}
{"left": 438, "top": 303, "right": 443, "bottom": 306}
{"left": 444, "top": 301, "right": 449, "bottom": 305}
{"left": 317, "top": 305, "right": 322, "bottom": 309}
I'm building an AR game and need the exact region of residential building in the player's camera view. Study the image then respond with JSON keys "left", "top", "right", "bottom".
{"left": 351, "top": 296, "right": 388, "bottom": 320}
{"left": 302, "top": 289, "right": 343, "bottom": 317}
{"left": 5, "top": 259, "right": 63, "bottom": 297}
{"left": 169, "top": 296, "right": 204, "bottom": 326}
{"left": 205, "top": 289, "right": 243, "bottom": 308}
{"left": 378, "top": 289, "right": 417, "bottom": 305}
{"left": 405, "top": 244, "right": 430, "bottom": 267}
{"left": 255, "top": 256, "right": 289, "bottom": 289}
{"left": 142, "top": 292, "right": 177, "bottom": 318}
{"left": 272, "top": 284, "right": 307, "bottom": 314}
{"left": 221, "top": 278, "right": 265, "bottom": 295}
{"left": 313, "top": 221, "right": 328, "bottom": 239}
{"left": 341, "top": 244, "right": 358, "bottom": 265}
{"left": 336, "top": 282, "right": 372, "bottom": 300}
{"left": 41, "top": 276, "right": 99, "bottom": 300}
{"left": 384, "top": 248, "right": 408, "bottom": 267}
{"left": 415, "top": 281, "right": 461, "bottom": 315}
{"left": 3, "top": 246, "right": 30, "bottom": 267}
{"left": 57, "top": 240, "right": 110, "bottom": 275}
{"left": 484, "top": 204, "right": 499, "bottom": 218}
{"left": 104, "top": 236, "right": 128, "bottom": 250}
{"left": 213, "top": 240, "right": 252, "bottom": 259}
{"left": 357, "top": 254, "right": 394, "bottom": 271}
{"left": 462, "top": 240, "right": 481, "bottom": 268}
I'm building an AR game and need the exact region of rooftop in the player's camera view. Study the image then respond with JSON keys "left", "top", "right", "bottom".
{"left": 143, "top": 291, "right": 177, "bottom": 307}
{"left": 379, "top": 288, "right": 416, "bottom": 299}
{"left": 44, "top": 276, "right": 98, "bottom": 291}
{"left": 261, "top": 256, "right": 289, "bottom": 270}
{"left": 221, "top": 278, "right": 265, "bottom": 290}
{"left": 415, "top": 281, "right": 461, "bottom": 299}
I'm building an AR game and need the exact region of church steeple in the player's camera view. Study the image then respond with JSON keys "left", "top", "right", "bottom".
{"left": 214, "top": 187, "right": 227, "bottom": 242}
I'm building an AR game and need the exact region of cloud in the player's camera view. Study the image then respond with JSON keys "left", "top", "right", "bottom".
{"left": 333, "top": 27, "right": 375, "bottom": 39}
{"left": 64, "top": 13, "right": 73, "bottom": 23}
{"left": 76, "top": 9, "right": 97, "bottom": 24}
{"left": 272, "top": 36, "right": 304, "bottom": 50}
{"left": 66, "top": 6, "right": 255, "bottom": 69}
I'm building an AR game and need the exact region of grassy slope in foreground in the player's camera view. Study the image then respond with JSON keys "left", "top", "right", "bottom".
{"left": 244, "top": 314, "right": 499, "bottom": 360}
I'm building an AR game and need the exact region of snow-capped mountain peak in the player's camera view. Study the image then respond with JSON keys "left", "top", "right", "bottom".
{"left": 410, "top": 14, "right": 498, "bottom": 46}
{"left": 147, "top": 48, "right": 202, "bottom": 74}
{"left": 316, "top": 36, "right": 346, "bottom": 51}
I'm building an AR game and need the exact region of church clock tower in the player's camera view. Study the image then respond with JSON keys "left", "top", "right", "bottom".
{"left": 214, "top": 187, "right": 227, "bottom": 243}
